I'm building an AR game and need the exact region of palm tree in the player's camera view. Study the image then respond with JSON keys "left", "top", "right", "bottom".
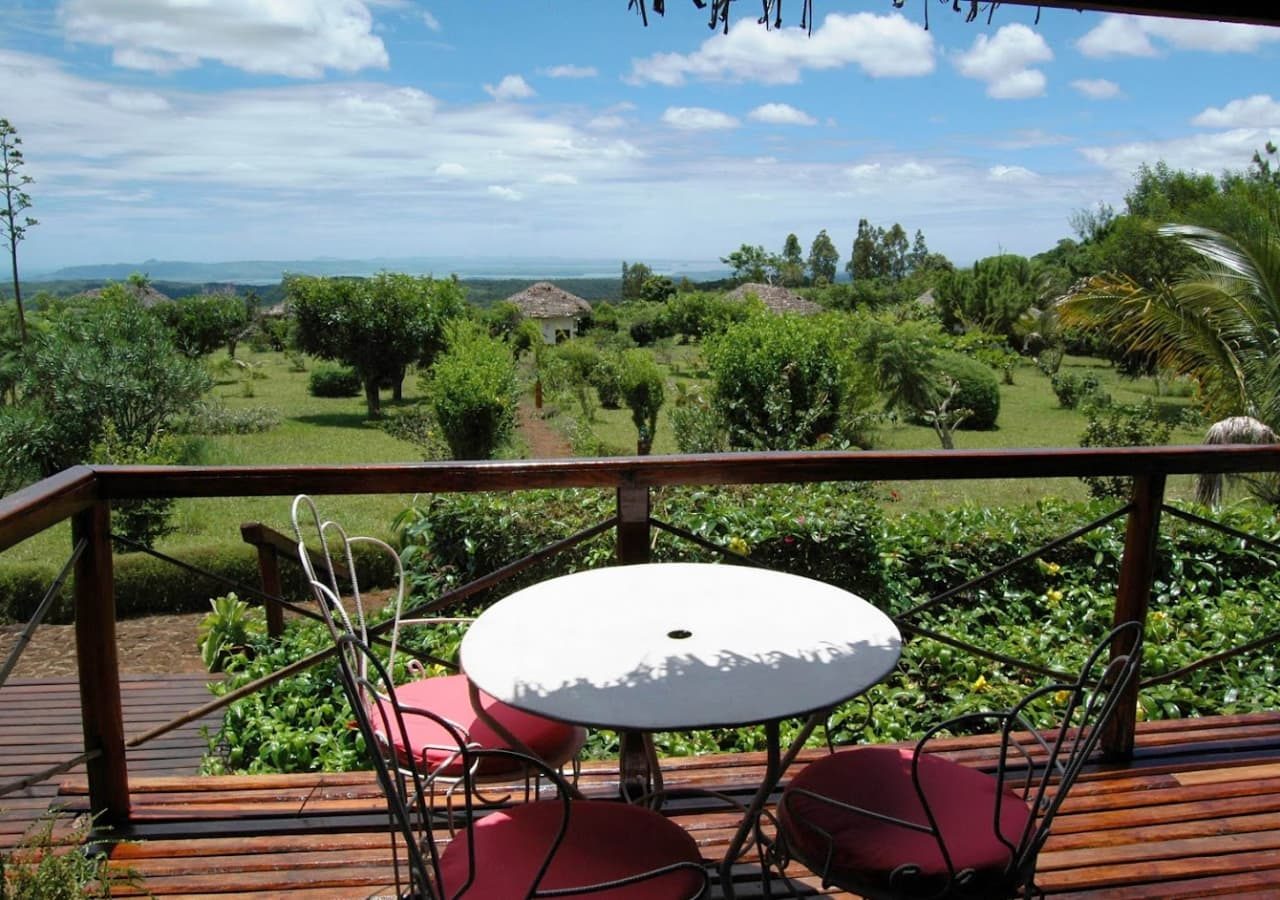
{"left": 1057, "top": 204, "right": 1280, "bottom": 423}
{"left": 1058, "top": 203, "right": 1280, "bottom": 506}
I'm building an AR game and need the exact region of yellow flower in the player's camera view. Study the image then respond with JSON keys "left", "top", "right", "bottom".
{"left": 727, "top": 536, "right": 750, "bottom": 556}
{"left": 1054, "top": 690, "right": 1071, "bottom": 705}
{"left": 972, "top": 675, "right": 988, "bottom": 692}
{"left": 1046, "top": 589, "right": 1064, "bottom": 604}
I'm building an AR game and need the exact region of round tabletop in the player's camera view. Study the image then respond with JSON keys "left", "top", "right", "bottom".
{"left": 460, "top": 562, "right": 902, "bottom": 731}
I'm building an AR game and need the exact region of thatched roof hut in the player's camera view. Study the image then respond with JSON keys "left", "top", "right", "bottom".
{"left": 507, "top": 282, "right": 593, "bottom": 319}
{"left": 724, "top": 282, "right": 821, "bottom": 316}
{"left": 506, "top": 282, "right": 592, "bottom": 343}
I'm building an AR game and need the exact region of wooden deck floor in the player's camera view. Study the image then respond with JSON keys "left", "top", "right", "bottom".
{"left": 0, "top": 674, "right": 220, "bottom": 851}
{"left": 35, "top": 710, "right": 1280, "bottom": 898}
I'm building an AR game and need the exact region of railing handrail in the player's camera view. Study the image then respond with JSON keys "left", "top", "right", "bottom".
{"left": 5, "top": 444, "right": 1280, "bottom": 554}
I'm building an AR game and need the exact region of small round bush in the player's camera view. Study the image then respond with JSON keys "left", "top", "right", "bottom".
{"left": 936, "top": 351, "right": 1000, "bottom": 429}
{"left": 308, "top": 366, "right": 361, "bottom": 398}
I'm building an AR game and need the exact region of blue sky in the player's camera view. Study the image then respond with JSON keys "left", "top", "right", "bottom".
{"left": 3, "top": 1, "right": 1279, "bottom": 274}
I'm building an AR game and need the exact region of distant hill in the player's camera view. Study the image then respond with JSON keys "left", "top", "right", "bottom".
{"left": 30, "top": 256, "right": 729, "bottom": 285}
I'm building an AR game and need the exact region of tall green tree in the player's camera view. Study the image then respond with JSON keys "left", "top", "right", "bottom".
{"left": 807, "top": 229, "right": 839, "bottom": 285}
{"left": 287, "top": 272, "right": 465, "bottom": 418}
{"left": 621, "top": 261, "right": 654, "bottom": 301}
{"left": 424, "top": 320, "right": 518, "bottom": 460}
{"left": 779, "top": 233, "right": 805, "bottom": 286}
{"left": 618, "top": 348, "right": 665, "bottom": 455}
{"left": 1, "top": 118, "right": 35, "bottom": 345}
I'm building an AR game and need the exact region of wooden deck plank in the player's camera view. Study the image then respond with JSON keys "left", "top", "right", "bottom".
{"left": 7, "top": 673, "right": 1280, "bottom": 898}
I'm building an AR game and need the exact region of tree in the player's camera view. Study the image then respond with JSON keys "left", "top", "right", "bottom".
{"left": 156, "top": 291, "right": 251, "bottom": 358}
{"left": 778, "top": 233, "right": 806, "bottom": 286}
{"left": 287, "top": 272, "right": 465, "bottom": 418}
{"left": 1057, "top": 204, "right": 1280, "bottom": 425}
{"left": 618, "top": 348, "right": 665, "bottom": 455}
{"left": 621, "top": 261, "right": 654, "bottom": 301}
{"left": 720, "top": 244, "right": 772, "bottom": 284}
{"left": 807, "top": 229, "right": 839, "bottom": 285}
{"left": 1, "top": 118, "right": 35, "bottom": 345}
{"left": 0, "top": 284, "right": 209, "bottom": 482}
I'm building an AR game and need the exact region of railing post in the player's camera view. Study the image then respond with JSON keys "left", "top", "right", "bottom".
{"left": 614, "top": 485, "right": 653, "bottom": 798}
{"left": 1102, "top": 472, "right": 1165, "bottom": 760}
{"left": 72, "top": 501, "right": 130, "bottom": 826}
{"left": 615, "top": 486, "right": 651, "bottom": 564}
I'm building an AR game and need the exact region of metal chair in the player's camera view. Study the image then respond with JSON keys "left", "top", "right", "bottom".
{"left": 290, "top": 495, "right": 585, "bottom": 800}
{"left": 336, "top": 632, "right": 709, "bottom": 899}
{"left": 768, "top": 621, "right": 1144, "bottom": 900}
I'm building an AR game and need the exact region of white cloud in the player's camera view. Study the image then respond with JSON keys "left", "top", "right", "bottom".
{"left": 846, "top": 163, "right": 881, "bottom": 179}
{"left": 1081, "top": 127, "right": 1280, "bottom": 176}
{"left": 628, "top": 12, "right": 933, "bottom": 86}
{"left": 538, "top": 173, "right": 579, "bottom": 185}
{"left": 988, "top": 165, "right": 1037, "bottom": 182}
{"left": 661, "top": 106, "right": 739, "bottom": 130}
{"left": 955, "top": 24, "right": 1052, "bottom": 100}
{"left": 990, "top": 129, "right": 1073, "bottom": 150}
{"left": 488, "top": 185, "right": 523, "bottom": 201}
{"left": 434, "top": 162, "right": 466, "bottom": 177}
{"left": 1193, "top": 94, "right": 1280, "bottom": 128}
{"left": 543, "top": 64, "right": 597, "bottom": 79}
{"left": 421, "top": 10, "right": 440, "bottom": 32}
{"left": 748, "top": 103, "right": 817, "bottom": 126}
{"left": 1078, "top": 14, "right": 1280, "bottom": 58}
{"left": 1076, "top": 16, "right": 1156, "bottom": 58}
{"left": 1072, "top": 78, "right": 1121, "bottom": 100}
{"left": 484, "top": 74, "right": 535, "bottom": 101}
{"left": 58, "top": 0, "right": 388, "bottom": 78}
{"left": 587, "top": 114, "right": 626, "bottom": 131}
{"left": 106, "top": 90, "right": 170, "bottom": 113}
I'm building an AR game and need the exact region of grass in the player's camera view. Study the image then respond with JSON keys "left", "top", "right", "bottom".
{"left": 6, "top": 350, "right": 428, "bottom": 567}
{"left": 3, "top": 344, "right": 1212, "bottom": 573}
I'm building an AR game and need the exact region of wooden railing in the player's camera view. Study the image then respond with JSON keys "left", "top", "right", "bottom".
{"left": 4, "top": 444, "right": 1280, "bottom": 828}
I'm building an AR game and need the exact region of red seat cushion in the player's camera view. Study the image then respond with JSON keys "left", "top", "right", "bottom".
{"left": 440, "top": 799, "right": 705, "bottom": 899}
{"left": 781, "top": 746, "right": 1032, "bottom": 894}
{"left": 371, "top": 674, "right": 583, "bottom": 778}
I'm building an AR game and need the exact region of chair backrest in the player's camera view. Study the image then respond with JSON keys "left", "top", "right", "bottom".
{"left": 290, "top": 494, "right": 409, "bottom": 666}
{"left": 987, "top": 619, "right": 1145, "bottom": 885}
{"left": 334, "top": 632, "right": 573, "bottom": 900}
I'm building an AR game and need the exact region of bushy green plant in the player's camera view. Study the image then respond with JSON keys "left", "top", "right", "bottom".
{"left": 154, "top": 290, "right": 250, "bottom": 358}
{"left": 704, "top": 313, "right": 847, "bottom": 449}
{"left": 170, "top": 400, "right": 282, "bottom": 436}
{"left": 618, "top": 349, "right": 665, "bottom": 454}
{"left": 376, "top": 407, "right": 447, "bottom": 459}
{"left": 670, "top": 383, "right": 728, "bottom": 453}
{"left": 590, "top": 354, "right": 622, "bottom": 409}
{"left": 424, "top": 320, "right": 518, "bottom": 460}
{"left": 89, "top": 422, "right": 188, "bottom": 550}
{"left": 1051, "top": 371, "right": 1102, "bottom": 409}
{"left": 198, "top": 592, "right": 264, "bottom": 672}
{"left": 931, "top": 350, "right": 1000, "bottom": 430}
{"left": 1079, "top": 399, "right": 1175, "bottom": 498}
{"left": 307, "top": 365, "right": 361, "bottom": 398}
{"left": 0, "top": 286, "right": 210, "bottom": 480}
{"left": 0, "top": 813, "right": 131, "bottom": 898}
{"left": 544, "top": 341, "right": 602, "bottom": 421}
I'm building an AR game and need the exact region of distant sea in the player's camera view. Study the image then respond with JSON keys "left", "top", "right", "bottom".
{"left": 29, "top": 256, "right": 731, "bottom": 285}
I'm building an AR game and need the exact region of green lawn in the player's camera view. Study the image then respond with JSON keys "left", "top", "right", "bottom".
{"left": 5, "top": 345, "right": 1210, "bottom": 570}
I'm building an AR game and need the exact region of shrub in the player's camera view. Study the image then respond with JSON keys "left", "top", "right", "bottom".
{"left": 170, "top": 400, "right": 282, "bottom": 436}
{"left": 1051, "top": 372, "right": 1102, "bottom": 409}
{"left": 590, "top": 354, "right": 622, "bottom": 409}
{"left": 670, "top": 384, "right": 728, "bottom": 453}
{"left": 933, "top": 351, "right": 1000, "bottom": 430}
{"left": 1079, "top": 400, "right": 1174, "bottom": 498}
{"left": 154, "top": 290, "right": 250, "bottom": 358}
{"left": 704, "top": 313, "right": 846, "bottom": 449}
{"left": 0, "top": 813, "right": 133, "bottom": 897}
{"left": 618, "top": 349, "right": 665, "bottom": 454}
{"left": 425, "top": 321, "right": 518, "bottom": 460}
{"left": 308, "top": 365, "right": 361, "bottom": 398}
{"left": 89, "top": 422, "right": 189, "bottom": 550}
{"left": 198, "top": 592, "right": 266, "bottom": 672}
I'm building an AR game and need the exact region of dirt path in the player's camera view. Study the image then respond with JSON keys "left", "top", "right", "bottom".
{"left": 517, "top": 398, "right": 573, "bottom": 457}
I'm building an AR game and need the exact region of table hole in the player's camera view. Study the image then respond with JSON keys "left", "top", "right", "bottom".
{"left": 667, "top": 629, "right": 693, "bottom": 640}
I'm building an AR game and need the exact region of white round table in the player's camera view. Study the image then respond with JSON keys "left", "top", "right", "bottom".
{"left": 461, "top": 562, "right": 902, "bottom": 732}
{"left": 461, "top": 562, "right": 902, "bottom": 897}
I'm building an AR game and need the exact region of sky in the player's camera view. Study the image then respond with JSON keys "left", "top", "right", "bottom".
{"left": 2, "top": 0, "right": 1280, "bottom": 275}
